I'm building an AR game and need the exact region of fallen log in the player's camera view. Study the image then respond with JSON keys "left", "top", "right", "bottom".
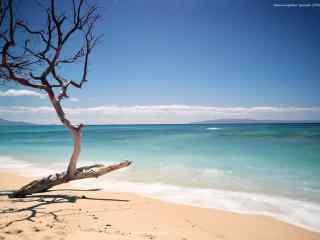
{"left": 10, "top": 161, "right": 131, "bottom": 198}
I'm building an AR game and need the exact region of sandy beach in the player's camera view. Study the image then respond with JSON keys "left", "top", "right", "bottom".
{"left": 0, "top": 171, "right": 319, "bottom": 240}
{"left": 1, "top": 0, "right": 320, "bottom": 238}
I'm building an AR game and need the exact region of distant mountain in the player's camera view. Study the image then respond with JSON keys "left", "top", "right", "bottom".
{"left": 191, "top": 119, "right": 320, "bottom": 124}
{"left": 0, "top": 118, "right": 35, "bottom": 126}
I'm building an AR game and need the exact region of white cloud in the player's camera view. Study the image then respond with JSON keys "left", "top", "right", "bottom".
{"left": 0, "top": 89, "right": 46, "bottom": 99}
{"left": 0, "top": 106, "right": 53, "bottom": 113}
{"left": 68, "top": 97, "right": 79, "bottom": 102}
{"left": 61, "top": 105, "right": 320, "bottom": 115}
{"left": 0, "top": 105, "right": 319, "bottom": 124}
{"left": 0, "top": 89, "right": 79, "bottom": 102}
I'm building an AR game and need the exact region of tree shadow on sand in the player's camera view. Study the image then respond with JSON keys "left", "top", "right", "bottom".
{"left": 0, "top": 189, "right": 129, "bottom": 230}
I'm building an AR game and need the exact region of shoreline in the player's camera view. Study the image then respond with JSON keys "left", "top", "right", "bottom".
{"left": 2, "top": 156, "right": 320, "bottom": 233}
{"left": 0, "top": 170, "right": 319, "bottom": 240}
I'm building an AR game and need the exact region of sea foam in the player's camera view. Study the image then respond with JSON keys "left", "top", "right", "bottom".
{"left": 1, "top": 155, "right": 320, "bottom": 233}
{"left": 72, "top": 177, "right": 320, "bottom": 233}
{"left": 0, "top": 155, "right": 62, "bottom": 177}
{"left": 207, "top": 127, "right": 221, "bottom": 130}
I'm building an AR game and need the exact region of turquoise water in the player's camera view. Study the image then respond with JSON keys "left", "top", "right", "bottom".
{"left": 1, "top": 123, "right": 320, "bottom": 231}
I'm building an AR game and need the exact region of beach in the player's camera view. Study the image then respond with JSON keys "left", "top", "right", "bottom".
{"left": 1, "top": 0, "right": 319, "bottom": 238}
{"left": 1, "top": 123, "right": 320, "bottom": 234}
{"left": 1, "top": 171, "right": 319, "bottom": 240}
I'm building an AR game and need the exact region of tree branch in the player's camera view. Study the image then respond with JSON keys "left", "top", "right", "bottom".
{"left": 0, "top": 0, "right": 131, "bottom": 197}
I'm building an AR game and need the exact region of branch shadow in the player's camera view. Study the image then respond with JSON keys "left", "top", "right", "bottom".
{"left": 47, "top": 188, "right": 104, "bottom": 192}
{"left": 0, "top": 190, "right": 129, "bottom": 231}
{"left": 0, "top": 190, "right": 15, "bottom": 196}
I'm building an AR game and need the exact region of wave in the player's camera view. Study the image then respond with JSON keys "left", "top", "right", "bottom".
{"left": 207, "top": 127, "right": 221, "bottom": 130}
{"left": 1, "top": 155, "right": 320, "bottom": 233}
{"left": 71, "top": 178, "right": 320, "bottom": 233}
{"left": 0, "top": 156, "right": 33, "bottom": 169}
{"left": 0, "top": 155, "right": 63, "bottom": 177}
{"left": 0, "top": 156, "right": 119, "bottom": 177}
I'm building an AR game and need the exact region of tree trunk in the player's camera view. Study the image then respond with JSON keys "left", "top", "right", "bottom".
{"left": 67, "top": 128, "right": 82, "bottom": 177}
{"left": 11, "top": 90, "right": 132, "bottom": 198}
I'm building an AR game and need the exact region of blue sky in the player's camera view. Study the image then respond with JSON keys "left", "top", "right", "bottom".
{"left": 1, "top": 0, "right": 320, "bottom": 124}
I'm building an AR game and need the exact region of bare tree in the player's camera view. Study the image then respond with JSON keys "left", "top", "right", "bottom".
{"left": 0, "top": 0, "right": 131, "bottom": 197}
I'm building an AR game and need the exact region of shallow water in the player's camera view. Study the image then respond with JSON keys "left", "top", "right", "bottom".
{"left": 0, "top": 123, "right": 320, "bottom": 231}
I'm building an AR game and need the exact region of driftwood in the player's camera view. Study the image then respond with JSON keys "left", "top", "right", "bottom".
{"left": 0, "top": 0, "right": 132, "bottom": 197}
{"left": 10, "top": 161, "right": 131, "bottom": 198}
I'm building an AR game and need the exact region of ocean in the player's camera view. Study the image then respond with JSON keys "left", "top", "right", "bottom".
{"left": 0, "top": 123, "right": 320, "bottom": 232}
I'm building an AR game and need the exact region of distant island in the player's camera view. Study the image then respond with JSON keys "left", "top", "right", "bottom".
{"left": 191, "top": 119, "right": 320, "bottom": 124}
{"left": 0, "top": 118, "right": 35, "bottom": 126}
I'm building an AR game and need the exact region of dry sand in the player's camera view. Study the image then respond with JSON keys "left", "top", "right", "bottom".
{"left": 0, "top": 171, "right": 319, "bottom": 240}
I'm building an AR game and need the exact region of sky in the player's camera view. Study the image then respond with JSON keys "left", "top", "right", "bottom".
{"left": 1, "top": 0, "right": 320, "bottom": 124}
